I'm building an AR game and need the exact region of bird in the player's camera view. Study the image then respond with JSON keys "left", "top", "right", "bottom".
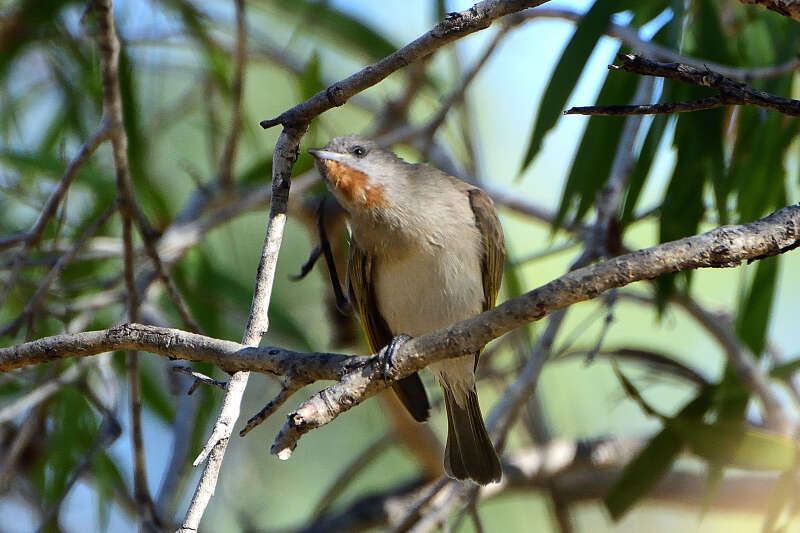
{"left": 309, "top": 134, "right": 504, "bottom": 485}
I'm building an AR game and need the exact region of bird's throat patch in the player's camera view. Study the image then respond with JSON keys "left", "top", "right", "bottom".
{"left": 321, "top": 159, "right": 387, "bottom": 208}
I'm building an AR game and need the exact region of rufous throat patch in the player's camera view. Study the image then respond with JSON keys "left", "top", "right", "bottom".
{"left": 322, "top": 159, "right": 387, "bottom": 208}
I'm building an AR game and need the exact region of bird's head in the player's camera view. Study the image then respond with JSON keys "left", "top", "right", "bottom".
{"left": 309, "top": 135, "right": 409, "bottom": 214}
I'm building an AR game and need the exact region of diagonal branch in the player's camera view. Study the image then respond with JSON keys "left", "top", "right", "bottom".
{"left": 2, "top": 206, "right": 799, "bottom": 423}
{"left": 259, "top": 0, "right": 551, "bottom": 129}
{"left": 270, "top": 204, "right": 799, "bottom": 456}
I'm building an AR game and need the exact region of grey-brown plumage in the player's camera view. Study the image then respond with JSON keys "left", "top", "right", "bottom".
{"left": 310, "top": 135, "right": 504, "bottom": 484}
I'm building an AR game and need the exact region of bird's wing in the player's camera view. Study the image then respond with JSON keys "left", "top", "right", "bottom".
{"left": 347, "top": 242, "right": 391, "bottom": 353}
{"left": 348, "top": 240, "right": 430, "bottom": 422}
{"left": 467, "top": 188, "right": 506, "bottom": 312}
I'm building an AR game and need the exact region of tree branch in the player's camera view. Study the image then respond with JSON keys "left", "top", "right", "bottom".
{"left": 566, "top": 54, "right": 800, "bottom": 117}
{"left": 217, "top": 0, "right": 246, "bottom": 187}
{"left": 7, "top": 206, "right": 792, "bottom": 454}
{"left": 94, "top": 0, "right": 160, "bottom": 528}
{"left": 259, "top": 0, "right": 551, "bottom": 129}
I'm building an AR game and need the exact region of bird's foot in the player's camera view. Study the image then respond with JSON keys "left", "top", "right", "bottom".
{"left": 377, "top": 334, "right": 412, "bottom": 383}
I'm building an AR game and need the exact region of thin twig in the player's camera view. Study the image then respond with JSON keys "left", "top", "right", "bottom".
{"left": 566, "top": 95, "right": 728, "bottom": 116}
{"left": 240, "top": 379, "right": 301, "bottom": 437}
{"left": 0, "top": 202, "right": 118, "bottom": 338}
{"left": 2, "top": 205, "right": 799, "bottom": 444}
{"left": 259, "top": 0, "right": 551, "bottom": 129}
{"left": 172, "top": 365, "right": 228, "bottom": 392}
{"left": 566, "top": 54, "right": 800, "bottom": 117}
{"left": 0, "top": 126, "right": 111, "bottom": 306}
{"left": 217, "top": 0, "right": 246, "bottom": 187}
{"left": 94, "top": 0, "right": 159, "bottom": 528}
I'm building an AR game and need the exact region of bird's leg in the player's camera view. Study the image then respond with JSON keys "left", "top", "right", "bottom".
{"left": 377, "top": 334, "right": 412, "bottom": 382}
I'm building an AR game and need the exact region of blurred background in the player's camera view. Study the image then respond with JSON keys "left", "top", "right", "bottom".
{"left": 1, "top": 0, "right": 800, "bottom": 531}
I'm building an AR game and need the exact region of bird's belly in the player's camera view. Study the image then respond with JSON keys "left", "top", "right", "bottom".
{"left": 374, "top": 247, "right": 483, "bottom": 396}
{"left": 374, "top": 249, "right": 483, "bottom": 337}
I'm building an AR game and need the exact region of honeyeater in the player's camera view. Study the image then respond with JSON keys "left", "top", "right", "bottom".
{"left": 310, "top": 135, "right": 504, "bottom": 485}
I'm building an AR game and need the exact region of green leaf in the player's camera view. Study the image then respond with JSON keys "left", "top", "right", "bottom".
{"left": 611, "top": 362, "right": 666, "bottom": 420}
{"left": 605, "top": 388, "right": 714, "bottom": 520}
{"left": 298, "top": 51, "right": 323, "bottom": 102}
{"left": 674, "top": 420, "right": 797, "bottom": 471}
{"left": 656, "top": 97, "right": 724, "bottom": 306}
{"left": 735, "top": 256, "right": 780, "bottom": 356}
{"left": 271, "top": 0, "right": 397, "bottom": 61}
{"left": 140, "top": 364, "right": 176, "bottom": 423}
{"left": 619, "top": 112, "right": 669, "bottom": 228}
{"left": 770, "top": 355, "right": 800, "bottom": 380}
{"left": 172, "top": 0, "right": 232, "bottom": 93}
{"left": 519, "top": 0, "right": 626, "bottom": 174}
{"left": 554, "top": 60, "right": 639, "bottom": 227}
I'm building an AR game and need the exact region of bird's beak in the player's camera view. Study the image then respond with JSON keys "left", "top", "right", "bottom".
{"left": 308, "top": 149, "right": 349, "bottom": 163}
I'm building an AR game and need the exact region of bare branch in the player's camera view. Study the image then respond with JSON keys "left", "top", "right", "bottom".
{"left": 268, "top": 204, "right": 799, "bottom": 456}
{"left": 94, "top": 0, "right": 160, "bottom": 527}
{"left": 171, "top": 365, "right": 227, "bottom": 392}
{"left": 2, "top": 208, "right": 799, "bottom": 450}
{"left": 567, "top": 54, "right": 800, "bottom": 117}
{"left": 217, "top": 0, "right": 247, "bottom": 187}
{"left": 566, "top": 95, "right": 728, "bottom": 116}
{"left": 240, "top": 379, "right": 301, "bottom": 436}
{"left": 177, "top": 123, "right": 307, "bottom": 533}
{"left": 259, "top": 0, "right": 551, "bottom": 129}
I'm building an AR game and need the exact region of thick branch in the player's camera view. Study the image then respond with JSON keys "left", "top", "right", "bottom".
{"left": 259, "top": 0, "right": 550, "bottom": 129}
{"left": 270, "top": 205, "right": 799, "bottom": 454}
{"left": 3, "top": 205, "right": 798, "bottom": 377}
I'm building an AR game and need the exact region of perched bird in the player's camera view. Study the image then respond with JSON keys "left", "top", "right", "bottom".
{"left": 310, "top": 135, "right": 504, "bottom": 485}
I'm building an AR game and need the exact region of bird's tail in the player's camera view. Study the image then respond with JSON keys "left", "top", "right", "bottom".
{"left": 441, "top": 383, "right": 502, "bottom": 485}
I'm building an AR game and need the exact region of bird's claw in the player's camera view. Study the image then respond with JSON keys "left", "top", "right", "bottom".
{"left": 378, "top": 334, "right": 412, "bottom": 383}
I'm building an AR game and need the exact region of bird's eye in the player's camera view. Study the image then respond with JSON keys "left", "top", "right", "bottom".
{"left": 351, "top": 145, "right": 367, "bottom": 157}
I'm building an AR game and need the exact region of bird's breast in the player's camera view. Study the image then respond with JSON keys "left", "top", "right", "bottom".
{"left": 373, "top": 241, "right": 483, "bottom": 339}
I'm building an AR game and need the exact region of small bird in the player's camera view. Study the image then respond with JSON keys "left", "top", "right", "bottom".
{"left": 309, "top": 135, "right": 504, "bottom": 485}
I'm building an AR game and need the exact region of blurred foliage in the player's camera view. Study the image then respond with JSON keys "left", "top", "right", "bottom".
{"left": 1, "top": 0, "right": 799, "bottom": 531}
